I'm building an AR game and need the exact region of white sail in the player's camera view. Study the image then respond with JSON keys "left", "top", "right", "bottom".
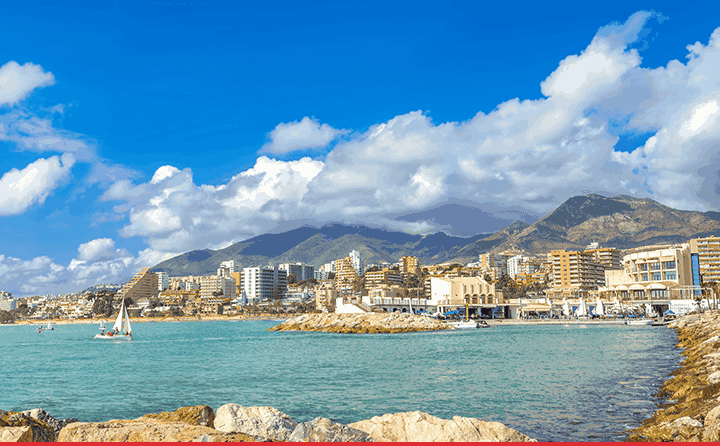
{"left": 576, "top": 299, "right": 587, "bottom": 317}
{"left": 562, "top": 299, "right": 570, "bottom": 317}
{"left": 99, "top": 320, "right": 105, "bottom": 330}
{"left": 112, "top": 299, "right": 125, "bottom": 332}
{"left": 596, "top": 298, "right": 605, "bottom": 316}
{"left": 123, "top": 304, "right": 132, "bottom": 335}
{"left": 47, "top": 321, "right": 53, "bottom": 329}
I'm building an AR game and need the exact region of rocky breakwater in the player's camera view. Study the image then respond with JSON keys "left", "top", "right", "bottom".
{"left": 267, "top": 312, "right": 452, "bottom": 334}
{"left": 628, "top": 311, "right": 720, "bottom": 442}
{"left": 1, "top": 403, "right": 536, "bottom": 442}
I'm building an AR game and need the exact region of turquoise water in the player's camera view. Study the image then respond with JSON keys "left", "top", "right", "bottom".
{"left": 1, "top": 321, "right": 679, "bottom": 441}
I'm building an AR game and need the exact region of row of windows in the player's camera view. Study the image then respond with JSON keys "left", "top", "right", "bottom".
{"left": 638, "top": 271, "right": 677, "bottom": 281}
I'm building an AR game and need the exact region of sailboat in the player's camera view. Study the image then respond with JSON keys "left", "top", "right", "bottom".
{"left": 95, "top": 298, "right": 133, "bottom": 340}
{"left": 99, "top": 320, "right": 105, "bottom": 331}
{"left": 449, "top": 302, "right": 480, "bottom": 329}
{"left": 47, "top": 321, "right": 54, "bottom": 330}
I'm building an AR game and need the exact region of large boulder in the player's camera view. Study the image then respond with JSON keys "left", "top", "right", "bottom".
{"left": 20, "top": 408, "right": 78, "bottom": 437}
{"left": 0, "top": 426, "right": 33, "bottom": 442}
{"left": 349, "top": 411, "right": 536, "bottom": 442}
{"left": 139, "top": 405, "right": 215, "bottom": 428}
{"left": 56, "top": 420, "right": 254, "bottom": 442}
{"left": 288, "top": 417, "right": 373, "bottom": 442}
{"left": 0, "top": 410, "right": 55, "bottom": 442}
{"left": 215, "top": 404, "right": 298, "bottom": 441}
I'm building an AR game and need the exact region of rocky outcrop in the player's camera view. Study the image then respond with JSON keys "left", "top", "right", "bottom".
{"left": 268, "top": 312, "right": 451, "bottom": 334}
{"left": 348, "top": 411, "right": 536, "bottom": 442}
{"left": 0, "top": 410, "right": 55, "bottom": 442}
{"left": 138, "top": 405, "right": 215, "bottom": 428}
{"left": 0, "top": 426, "right": 33, "bottom": 442}
{"left": 20, "top": 408, "right": 78, "bottom": 437}
{"left": 57, "top": 406, "right": 254, "bottom": 442}
{"left": 628, "top": 311, "right": 720, "bottom": 442}
{"left": 214, "top": 404, "right": 298, "bottom": 441}
{"left": 289, "top": 417, "right": 374, "bottom": 442}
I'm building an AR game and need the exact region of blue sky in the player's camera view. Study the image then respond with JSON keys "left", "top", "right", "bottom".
{"left": 2, "top": 0, "right": 720, "bottom": 296}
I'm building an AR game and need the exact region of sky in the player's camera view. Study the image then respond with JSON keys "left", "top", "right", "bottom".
{"left": 2, "top": 0, "right": 720, "bottom": 296}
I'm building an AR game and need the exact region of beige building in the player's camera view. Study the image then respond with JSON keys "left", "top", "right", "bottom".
{"left": 585, "top": 243, "right": 622, "bottom": 270}
{"left": 690, "top": 236, "right": 720, "bottom": 283}
{"left": 599, "top": 243, "right": 695, "bottom": 313}
{"left": 315, "top": 283, "right": 338, "bottom": 312}
{"left": 334, "top": 256, "right": 359, "bottom": 291}
{"left": 399, "top": 256, "right": 420, "bottom": 274}
{"left": 364, "top": 268, "right": 402, "bottom": 288}
{"left": 427, "top": 276, "right": 504, "bottom": 312}
{"left": 118, "top": 268, "right": 159, "bottom": 303}
{"left": 548, "top": 250, "right": 606, "bottom": 298}
{"left": 199, "top": 275, "right": 237, "bottom": 300}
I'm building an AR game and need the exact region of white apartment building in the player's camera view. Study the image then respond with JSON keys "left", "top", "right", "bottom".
{"left": 157, "top": 271, "right": 169, "bottom": 291}
{"left": 278, "top": 263, "right": 315, "bottom": 281}
{"left": 217, "top": 260, "right": 239, "bottom": 277}
{"left": 240, "top": 266, "right": 287, "bottom": 302}
{"left": 0, "top": 298, "right": 17, "bottom": 312}
{"left": 349, "top": 250, "right": 364, "bottom": 276}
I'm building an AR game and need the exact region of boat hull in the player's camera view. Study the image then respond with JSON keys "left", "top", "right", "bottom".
{"left": 449, "top": 321, "right": 479, "bottom": 329}
{"left": 626, "top": 319, "right": 653, "bottom": 326}
{"left": 94, "top": 334, "right": 132, "bottom": 340}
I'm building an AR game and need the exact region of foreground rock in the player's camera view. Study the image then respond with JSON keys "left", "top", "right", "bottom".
{"left": 268, "top": 312, "right": 451, "bottom": 334}
{"left": 20, "top": 408, "right": 78, "bottom": 437}
{"left": 215, "top": 404, "right": 298, "bottom": 441}
{"left": 349, "top": 411, "right": 536, "bottom": 442}
{"left": 628, "top": 311, "right": 720, "bottom": 442}
{"left": 289, "top": 417, "right": 374, "bottom": 442}
{"left": 57, "top": 406, "right": 254, "bottom": 442}
{"left": 0, "top": 410, "right": 55, "bottom": 442}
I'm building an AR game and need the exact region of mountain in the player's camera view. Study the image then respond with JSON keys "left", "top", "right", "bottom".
{"left": 458, "top": 194, "right": 720, "bottom": 256}
{"left": 151, "top": 194, "right": 720, "bottom": 275}
{"left": 152, "top": 223, "right": 492, "bottom": 276}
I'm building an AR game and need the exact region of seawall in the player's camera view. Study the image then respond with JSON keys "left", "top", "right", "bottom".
{"left": 267, "top": 312, "right": 452, "bottom": 333}
{"left": 628, "top": 310, "right": 720, "bottom": 441}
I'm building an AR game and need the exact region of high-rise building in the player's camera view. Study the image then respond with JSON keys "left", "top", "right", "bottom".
{"left": 548, "top": 250, "right": 606, "bottom": 297}
{"left": 240, "top": 266, "right": 287, "bottom": 302}
{"left": 364, "top": 268, "right": 402, "bottom": 288}
{"left": 157, "top": 271, "right": 169, "bottom": 291}
{"left": 278, "top": 263, "right": 315, "bottom": 281}
{"left": 399, "top": 256, "right": 420, "bottom": 274}
{"left": 690, "top": 236, "right": 720, "bottom": 283}
{"left": 217, "top": 260, "right": 239, "bottom": 277}
{"left": 584, "top": 243, "right": 622, "bottom": 270}
{"left": 349, "top": 250, "right": 364, "bottom": 276}
{"left": 479, "top": 253, "right": 510, "bottom": 276}
{"left": 118, "top": 268, "right": 159, "bottom": 303}
{"left": 199, "top": 275, "right": 237, "bottom": 300}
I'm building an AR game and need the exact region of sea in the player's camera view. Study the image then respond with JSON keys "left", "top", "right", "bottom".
{"left": 0, "top": 320, "right": 680, "bottom": 442}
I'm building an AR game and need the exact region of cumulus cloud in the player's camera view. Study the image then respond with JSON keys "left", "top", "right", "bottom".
{"left": 261, "top": 117, "right": 348, "bottom": 154}
{"left": 0, "top": 61, "right": 55, "bottom": 107}
{"left": 0, "top": 154, "right": 75, "bottom": 216}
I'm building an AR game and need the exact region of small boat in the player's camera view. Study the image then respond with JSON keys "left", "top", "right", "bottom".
{"left": 99, "top": 320, "right": 105, "bottom": 331}
{"left": 449, "top": 320, "right": 480, "bottom": 329}
{"left": 626, "top": 319, "right": 653, "bottom": 326}
{"left": 95, "top": 298, "right": 133, "bottom": 340}
{"left": 47, "top": 321, "right": 54, "bottom": 330}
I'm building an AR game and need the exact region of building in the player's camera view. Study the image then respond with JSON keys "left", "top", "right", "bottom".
{"left": 600, "top": 243, "right": 696, "bottom": 314}
{"left": 349, "top": 250, "right": 364, "bottom": 276}
{"left": 118, "top": 268, "right": 159, "bottom": 303}
{"left": 199, "top": 275, "right": 237, "bottom": 301}
{"left": 240, "top": 266, "right": 287, "bottom": 302}
{"left": 399, "top": 256, "right": 420, "bottom": 274}
{"left": 334, "top": 256, "right": 360, "bottom": 291}
{"left": 217, "top": 260, "right": 239, "bottom": 277}
{"left": 0, "top": 298, "right": 17, "bottom": 312}
{"left": 157, "top": 271, "right": 169, "bottom": 292}
{"left": 426, "top": 276, "right": 507, "bottom": 318}
{"left": 278, "top": 263, "right": 315, "bottom": 281}
{"left": 479, "top": 253, "right": 510, "bottom": 276}
{"left": 585, "top": 243, "right": 622, "bottom": 270}
{"left": 690, "top": 236, "right": 720, "bottom": 283}
{"left": 364, "top": 268, "right": 402, "bottom": 288}
{"left": 315, "top": 283, "right": 338, "bottom": 312}
{"left": 547, "top": 250, "right": 606, "bottom": 298}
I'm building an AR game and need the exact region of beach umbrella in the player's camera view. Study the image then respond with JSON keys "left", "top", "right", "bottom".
{"left": 664, "top": 309, "right": 675, "bottom": 316}
{"left": 596, "top": 298, "right": 605, "bottom": 316}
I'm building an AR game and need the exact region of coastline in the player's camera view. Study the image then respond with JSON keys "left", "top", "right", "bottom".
{"left": 628, "top": 310, "right": 720, "bottom": 441}
{"left": 0, "top": 314, "right": 286, "bottom": 327}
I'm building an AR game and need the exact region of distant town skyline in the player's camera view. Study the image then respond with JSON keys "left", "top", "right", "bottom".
{"left": 2, "top": 1, "right": 720, "bottom": 296}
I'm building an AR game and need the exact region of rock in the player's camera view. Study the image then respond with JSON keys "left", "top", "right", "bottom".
{"left": 139, "top": 405, "right": 215, "bottom": 428}
{"left": 268, "top": 313, "right": 451, "bottom": 334}
{"left": 20, "top": 408, "right": 78, "bottom": 437}
{"left": 0, "top": 426, "right": 33, "bottom": 442}
{"left": 56, "top": 420, "right": 254, "bottom": 442}
{"left": 348, "top": 411, "right": 536, "bottom": 442}
{"left": 709, "top": 371, "right": 720, "bottom": 384}
{"left": 0, "top": 410, "right": 55, "bottom": 442}
{"left": 288, "top": 417, "right": 373, "bottom": 442}
{"left": 215, "top": 404, "right": 297, "bottom": 441}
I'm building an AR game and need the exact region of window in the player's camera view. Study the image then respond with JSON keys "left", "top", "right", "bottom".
{"left": 663, "top": 261, "right": 676, "bottom": 270}
{"left": 664, "top": 271, "right": 677, "bottom": 280}
{"left": 641, "top": 273, "right": 648, "bottom": 281}
{"left": 652, "top": 272, "right": 661, "bottom": 281}
{"left": 649, "top": 263, "right": 661, "bottom": 271}
{"left": 638, "top": 264, "right": 647, "bottom": 271}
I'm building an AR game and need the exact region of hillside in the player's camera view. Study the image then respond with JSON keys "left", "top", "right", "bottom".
{"left": 151, "top": 194, "right": 720, "bottom": 275}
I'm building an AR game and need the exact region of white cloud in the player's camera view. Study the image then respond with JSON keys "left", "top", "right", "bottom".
{"left": 261, "top": 117, "right": 348, "bottom": 154}
{"left": 0, "top": 61, "right": 55, "bottom": 107}
{"left": 0, "top": 154, "right": 75, "bottom": 216}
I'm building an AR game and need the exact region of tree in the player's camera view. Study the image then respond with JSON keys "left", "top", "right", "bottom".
{"left": 0, "top": 310, "right": 14, "bottom": 324}
{"left": 287, "top": 274, "right": 297, "bottom": 285}
{"left": 212, "top": 290, "right": 224, "bottom": 298}
{"left": 271, "top": 284, "right": 285, "bottom": 301}
{"left": 483, "top": 274, "right": 493, "bottom": 284}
